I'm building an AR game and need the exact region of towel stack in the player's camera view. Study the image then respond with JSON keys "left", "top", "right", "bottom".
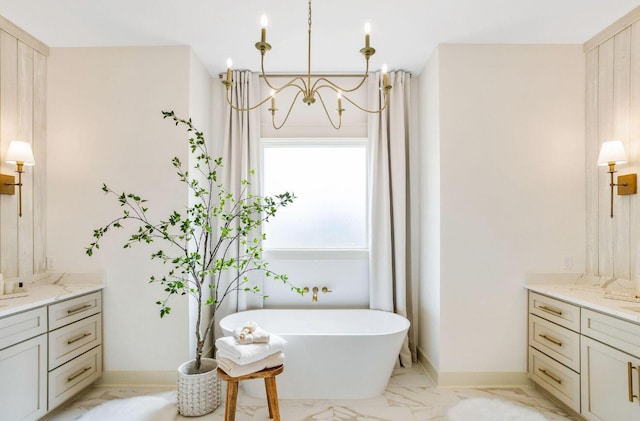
{"left": 216, "top": 321, "right": 285, "bottom": 377}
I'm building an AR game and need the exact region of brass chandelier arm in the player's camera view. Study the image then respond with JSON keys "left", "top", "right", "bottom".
{"left": 311, "top": 74, "right": 368, "bottom": 95}
{"left": 271, "top": 90, "right": 304, "bottom": 130}
{"left": 316, "top": 91, "right": 342, "bottom": 130}
{"left": 339, "top": 88, "right": 392, "bottom": 114}
{"left": 310, "top": 59, "right": 371, "bottom": 94}
{"left": 260, "top": 55, "right": 308, "bottom": 94}
{"left": 225, "top": 87, "right": 274, "bottom": 112}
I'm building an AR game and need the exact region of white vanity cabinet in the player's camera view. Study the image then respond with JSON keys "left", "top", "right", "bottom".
{"left": 0, "top": 308, "right": 48, "bottom": 421}
{"left": 0, "top": 290, "right": 103, "bottom": 420}
{"left": 47, "top": 291, "right": 103, "bottom": 410}
{"left": 528, "top": 288, "right": 640, "bottom": 420}
{"left": 580, "top": 309, "right": 640, "bottom": 420}
{"left": 528, "top": 292, "right": 581, "bottom": 412}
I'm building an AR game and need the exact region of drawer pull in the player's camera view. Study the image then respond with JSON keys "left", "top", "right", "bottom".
{"left": 67, "top": 366, "right": 92, "bottom": 382}
{"left": 628, "top": 363, "right": 637, "bottom": 403}
{"left": 538, "top": 334, "right": 562, "bottom": 347}
{"left": 538, "top": 305, "right": 563, "bottom": 316}
{"left": 67, "top": 332, "right": 92, "bottom": 345}
{"left": 538, "top": 368, "right": 562, "bottom": 384}
{"left": 67, "top": 303, "right": 92, "bottom": 315}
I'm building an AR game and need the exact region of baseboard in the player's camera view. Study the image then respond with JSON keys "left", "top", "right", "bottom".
{"left": 437, "top": 371, "right": 531, "bottom": 387}
{"left": 96, "top": 370, "right": 177, "bottom": 386}
{"left": 416, "top": 346, "right": 530, "bottom": 387}
{"left": 417, "top": 346, "right": 438, "bottom": 383}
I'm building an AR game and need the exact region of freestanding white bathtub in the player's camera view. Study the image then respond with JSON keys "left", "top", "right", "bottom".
{"left": 219, "top": 309, "right": 410, "bottom": 399}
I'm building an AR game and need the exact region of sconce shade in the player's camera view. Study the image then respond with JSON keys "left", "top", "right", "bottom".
{"left": 597, "top": 140, "right": 627, "bottom": 166}
{"left": 5, "top": 140, "right": 35, "bottom": 166}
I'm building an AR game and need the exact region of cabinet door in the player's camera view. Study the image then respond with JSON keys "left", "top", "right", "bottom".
{"left": 581, "top": 336, "right": 640, "bottom": 421}
{"left": 0, "top": 334, "right": 47, "bottom": 421}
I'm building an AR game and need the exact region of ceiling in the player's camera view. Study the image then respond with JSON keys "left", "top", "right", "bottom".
{"left": 1, "top": 0, "right": 640, "bottom": 76}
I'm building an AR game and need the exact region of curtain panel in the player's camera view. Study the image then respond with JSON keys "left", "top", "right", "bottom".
{"left": 216, "top": 71, "right": 263, "bottom": 338}
{"left": 368, "top": 71, "right": 417, "bottom": 367}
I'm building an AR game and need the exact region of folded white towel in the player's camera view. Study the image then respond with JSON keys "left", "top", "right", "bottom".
{"left": 234, "top": 326, "right": 270, "bottom": 344}
{"left": 215, "top": 335, "right": 286, "bottom": 365}
{"left": 217, "top": 351, "right": 285, "bottom": 377}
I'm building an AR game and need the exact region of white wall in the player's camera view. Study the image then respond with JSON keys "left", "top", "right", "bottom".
{"left": 418, "top": 49, "right": 442, "bottom": 376}
{"left": 47, "top": 46, "right": 205, "bottom": 374}
{"left": 419, "top": 44, "right": 586, "bottom": 384}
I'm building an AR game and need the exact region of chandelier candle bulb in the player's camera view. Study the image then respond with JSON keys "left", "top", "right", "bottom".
{"left": 261, "top": 15, "right": 268, "bottom": 43}
{"left": 364, "top": 22, "right": 371, "bottom": 48}
{"left": 337, "top": 91, "right": 343, "bottom": 113}
{"left": 226, "top": 58, "right": 232, "bottom": 83}
{"left": 382, "top": 64, "right": 388, "bottom": 87}
{"left": 270, "top": 89, "right": 276, "bottom": 112}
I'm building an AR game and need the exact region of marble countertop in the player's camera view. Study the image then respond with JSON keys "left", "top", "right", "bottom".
{"left": 526, "top": 274, "right": 640, "bottom": 324}
{"left": 0, "top": 272, "right": 104, "bottom": 318}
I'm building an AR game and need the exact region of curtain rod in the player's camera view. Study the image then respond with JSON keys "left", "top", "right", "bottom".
{"left": 217, "top": 72, "right": 412, "bottom": 79}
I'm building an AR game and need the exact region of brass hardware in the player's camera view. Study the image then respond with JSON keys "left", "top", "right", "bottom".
{"left": 618, "top": 174, "right": 638, "bottom": 195}
{"left": 1, "top": 165, "right": 24, "bottom": 216}
{"left": 538, "top": 334, "right": 562, "bottom": 347}
{"left": 628, "top": 362, "right": 637, "bottom": 403}
{"left": 67, "top": 303, "right": 92, "bottom": 315}
{"left": 538, "top": 305, "right": 562, "bottom": 316}
{"left": 222, "top": 0, "right": 392, "bottom": 130}
{"left": 67, "top": 332, "right": 92, "bottom": 345}
{"left": 312, "top": 287, "right": 318, "bottom": 302}
{"left": 606, "top": 171, "right": 638, "bottom": 218}
{"left": 67, "top": 366, "right": 92, "bottom": 382}
{"left": 302, "top": 287, "right": 309, "bottom": 294}
{"left": 0, "top": 174, "right": 15, "bottom": 195}
{"left": 538, "top": 368, "right": 562, "bottom": 384}
{"left": 322, "top": 287, "right": 332, "bottom": 293}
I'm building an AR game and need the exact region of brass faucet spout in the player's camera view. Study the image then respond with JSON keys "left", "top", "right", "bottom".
{"left": 312, "top": 287, "right": 319, "bottom": 302}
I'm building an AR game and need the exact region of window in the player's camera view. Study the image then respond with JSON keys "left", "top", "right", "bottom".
{"left": 261, "top": 138, "right": 368, "bottom": 250}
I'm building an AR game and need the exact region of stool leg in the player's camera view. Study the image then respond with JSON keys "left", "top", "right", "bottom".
{"left": 264, "top": 377, "right": 280, "bottom": 421}
{"left": 225, "top": 380, "right": 239, "bottom": 421}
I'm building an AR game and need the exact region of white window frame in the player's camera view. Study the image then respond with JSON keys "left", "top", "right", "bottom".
{"left": 260, "top": 137, "right": 369, "bottom": 260}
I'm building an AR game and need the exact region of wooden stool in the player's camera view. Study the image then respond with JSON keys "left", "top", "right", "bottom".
{"left": 217, "top": 364, "right": 284, "bottom": 421}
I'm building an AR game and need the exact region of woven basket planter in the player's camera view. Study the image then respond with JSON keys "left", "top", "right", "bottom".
{"left": 177, "top": 358, "right": 222, "bottom": 416}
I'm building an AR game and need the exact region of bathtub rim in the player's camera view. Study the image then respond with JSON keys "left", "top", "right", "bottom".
{"left": 219, "top": 308, "right": 410, "bottom": 337}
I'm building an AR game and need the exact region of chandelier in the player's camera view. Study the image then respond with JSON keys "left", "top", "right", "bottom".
{"left": 221, "top": 0, "right": 392, "bottom": 130}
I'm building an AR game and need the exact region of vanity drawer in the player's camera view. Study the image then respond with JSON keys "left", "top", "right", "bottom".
{"left": 49, "top": 291, "right": 101, "bottom": 330}
{"left": 529, "top": 314, "right": 580, "bottom": 372}
{"left": 49, "top": 314, "right": 102, "bottom": 370}
{"left": 581, "top": 308, "right": 640, "bottom": 358}
{"left": 529, "top": 292, "right": 580, "bottom": 332}
{"left": 48, "top": 345, "right": 102, "bottom": 410}
{"left": 529, "top": 347, "right": 580, "bottom": 413}
{"left": 0, "top": 307, "right": 47, "bottom": 350}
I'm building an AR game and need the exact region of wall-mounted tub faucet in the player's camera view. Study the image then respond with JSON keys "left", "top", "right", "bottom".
{"left": 303, "top": 286, "right": 332, "bottom": 302}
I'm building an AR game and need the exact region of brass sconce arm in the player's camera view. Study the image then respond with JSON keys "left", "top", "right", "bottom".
{"left": 605, "top": 164, "right": 637, "bottom": 218}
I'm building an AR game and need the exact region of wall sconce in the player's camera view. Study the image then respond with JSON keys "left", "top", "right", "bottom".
{"left": 0, "top": 140, "right": 35, "bottom": 217}
{"left": 597, "top": 140, "right": 637, "bottom": 218}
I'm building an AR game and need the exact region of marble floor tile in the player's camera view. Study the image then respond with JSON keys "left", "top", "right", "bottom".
{"left": 43, "top": 366, "right": 577, "bottom": 421}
